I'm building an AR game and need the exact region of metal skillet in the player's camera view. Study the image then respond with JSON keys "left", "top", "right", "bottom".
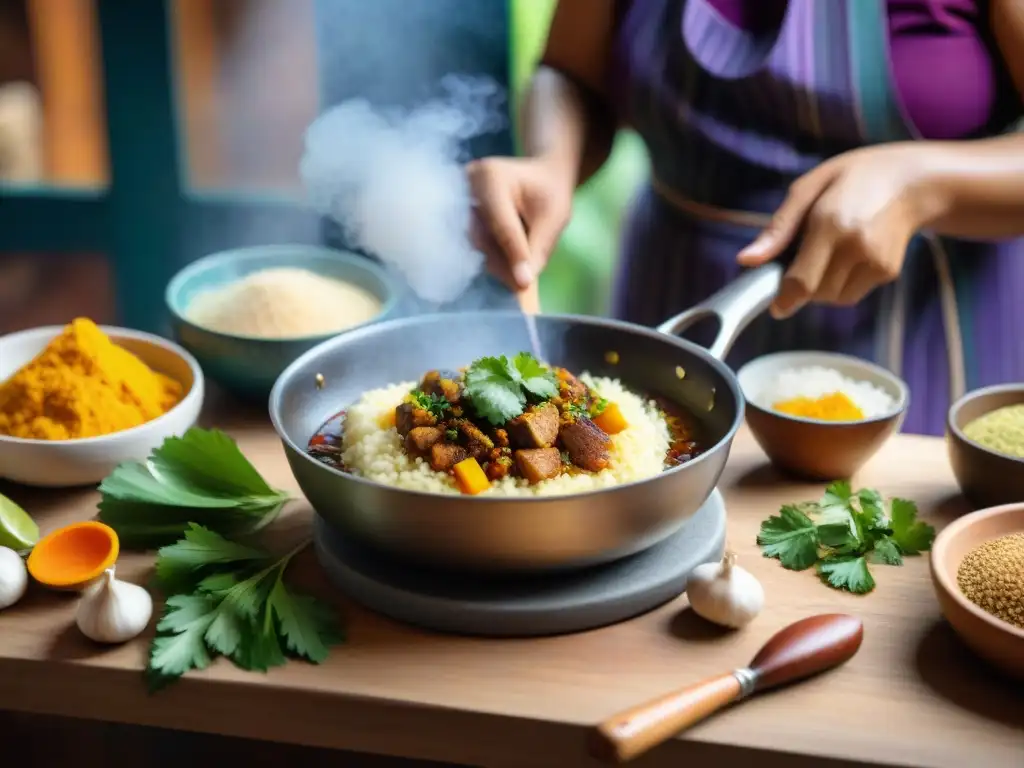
{"left": 269, "top": 263, "right": 782, "bottom": 573}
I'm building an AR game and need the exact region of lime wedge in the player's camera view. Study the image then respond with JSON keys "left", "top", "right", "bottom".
{"left": 0, "top": 492, "right": 40, "bottom": 550}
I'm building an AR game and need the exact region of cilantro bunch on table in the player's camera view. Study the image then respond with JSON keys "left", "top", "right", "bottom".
{"left": 147, "top": 524, "right": 343, "bottom": 690}
{"left": 756, "top": 482, "right": 936, "bottom": 594}
{"left": 98, "top": 428, "right": 291, "bottom": 548}
{"left": 464, "top": 352, "right": 559, "bottom": 425}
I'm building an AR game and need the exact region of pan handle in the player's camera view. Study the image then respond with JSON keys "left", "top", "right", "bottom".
{"left": 656, "top": 263, "right": 783, "bottom": 361}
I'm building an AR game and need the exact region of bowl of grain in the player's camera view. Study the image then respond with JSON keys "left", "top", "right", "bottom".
{"left": 930, "top": 502, "right": 1024, "bottom": 680}
{"left": 736, "top": 351, "right": 909, "bottom": 480}
{"left": 166, "top": 245, "right": 399, "bottom": 402}
{"left": 946, "top": 384, "right": 1024, "bottom": 509}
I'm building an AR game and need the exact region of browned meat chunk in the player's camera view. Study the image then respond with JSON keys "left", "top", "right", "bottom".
{"left": 421, "top": 370, "right": 462, "bottom": 404}
{"left": 559, "top": 417, "right": 610, "bottom": 472}
{"left": 514, "top": 448, "right": 563, "bottom": 484}
{"left": 395, "top": 403, "right": 436, "bottom": 436}
{"left": 405, "top": 426, "right": 443, "bottom": 456}
{"left": 429, "top": 443, "right": 468, "bottom": 472}
{"left": 459, "top": 421, "right": 494, "bottom": 460}
{"left": 557, "top": 368, "right": 589, "bottom": 401}
{"left": 508, "top": 402, "right": 560, "bottom": 449}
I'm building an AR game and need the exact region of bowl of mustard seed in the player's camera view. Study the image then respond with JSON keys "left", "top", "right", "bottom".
{"left": 930, "top": 502, "right": 1024, "bottom": 680}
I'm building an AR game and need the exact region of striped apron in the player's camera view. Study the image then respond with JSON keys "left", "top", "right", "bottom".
{"left": 610, "top": 0, "right": 1024, "bottom": 435}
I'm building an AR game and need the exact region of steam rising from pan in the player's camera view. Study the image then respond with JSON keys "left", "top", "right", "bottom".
{"left": 299, "top": 75, "right": 507, "bottom": 306}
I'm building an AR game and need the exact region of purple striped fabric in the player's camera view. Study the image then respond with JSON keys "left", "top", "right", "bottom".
{"left": 608, "top": 0, "right": 1024, "bottom": 436}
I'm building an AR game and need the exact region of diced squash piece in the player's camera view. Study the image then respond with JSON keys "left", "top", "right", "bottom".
{"left": 453, "top": 457, "right": 490, "bottom": 495}
{"left": 592, "top": 402, "right": 628, "bottom": 435}
{"left": 378, "top": 409, "right": 397, "bottom": 429}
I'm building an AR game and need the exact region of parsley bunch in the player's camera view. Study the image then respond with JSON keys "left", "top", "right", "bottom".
{"left": 464, "top": 352, "right": 558, "bottom": 425}
{"left": 147, "top": 524, "right": 343, "bottom": 690}
{"left": 756, "top": 482, "right": 936, "bottom": 594}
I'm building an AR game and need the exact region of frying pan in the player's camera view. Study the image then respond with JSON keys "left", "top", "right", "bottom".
{"left": 270, "top": 263, "right": 782, "bottom": 573}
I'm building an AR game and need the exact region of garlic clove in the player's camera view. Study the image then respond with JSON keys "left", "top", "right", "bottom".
{"left": 0, "top": 546, "right": 28, "bottom": 610}
{"left": 75, "top": 567, "right": 154, "bottom": 644}
{"left": 685, "top": 551, "right": 765, "bottom": 629}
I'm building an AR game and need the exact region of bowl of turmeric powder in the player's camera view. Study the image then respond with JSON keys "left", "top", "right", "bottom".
{"left": 736, "top": 351, "right": 909, "bottom": 481}
{"left": 0, "top": 318, "right": 204, "bottom": 487}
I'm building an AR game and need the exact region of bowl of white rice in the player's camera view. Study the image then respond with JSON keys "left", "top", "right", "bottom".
{"left": 166, "top": 245, "right": 398, "bottom": 401}
{"left": 736, "top": 351, "right": 909, "bottom": 480}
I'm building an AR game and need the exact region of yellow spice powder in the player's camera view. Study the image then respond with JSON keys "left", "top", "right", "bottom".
{"left": 957, "top": 532, "right": 1024, "bottom": 630}
{"left": 0, "top": 318, "right": 183, "bottom": 440}
{"left": 772, "top": 392, "right": 864, "bottom": 421}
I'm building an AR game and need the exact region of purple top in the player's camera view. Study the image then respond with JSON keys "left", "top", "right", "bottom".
{"left": 704, "top": 0, "right": 1015, "bottom": 139}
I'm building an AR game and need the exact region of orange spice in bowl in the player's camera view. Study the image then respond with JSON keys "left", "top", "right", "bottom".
{"left": 27, "top": 521, "right": 119, "bottom": 590}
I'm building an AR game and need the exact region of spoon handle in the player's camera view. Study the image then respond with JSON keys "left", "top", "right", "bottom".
{"left": 517, "top": 283, "right": 541, "bottom": 314}
{"left": 589, "top": 671, "right": 743, "bottom": 763}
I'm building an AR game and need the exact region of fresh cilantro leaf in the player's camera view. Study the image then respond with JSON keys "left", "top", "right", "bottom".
{"left": 856, "top": 488, "right": 887, "bottom": 530}
{"left": 97, "top": 428, "right": 291, "bottom": 547}
{"left": 155, "top": 524, "right": 268, "bottom": 591}
{"left": 869, "top": 537, "right": 903, "bottom": 566}
{"left": 757, "top": 505, "right": 819, "bottom": 570}
{"left": 817, "top": 522, "right": 858, "bottom": 549}
{"left": 465, "top": 356, "right": 528, "bottom": 424}
{"left": 512, "top": 352, "right": 559, "bottom": 400}
{"left": 889, "top": 498, "right": 935, "bottom": 555}
{"left": 817, "top": 556, "right": 876, "bottom": 594}
{"left": 147, "top": 533, "right": 342, "bottom": 689}
{"left": 149, "top": 594, "right": 218, "bottom": 681}
{"left": 150, "top": 428, "right": 279, "bottom": 498}
{"left": 821, "top": 481, "right": 853, "bottom": 508}
{"left": 269, "top": 578, "right": 343, "bottom": 663}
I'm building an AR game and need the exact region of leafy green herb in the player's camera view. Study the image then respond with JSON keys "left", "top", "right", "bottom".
{"left": 464, "top": 352, "right": 558, "bottom": 425}
{"left": 565, "top": 401, "right": 589, "bottom": 419}
{"left": 446, "top": 428, "right": 459, "bottom": 441}
{"left": 98, "top": 428, "right": 291, "bottom": 548}
{"left": 410, "top": 389, "right": 452, "bottom": 420}
{"left": 756, "top": 482, "right": 935, "bottom": 594}
{"left": 147, "top": 524, "right": 343, "bottom": 690}
{"left": 590, "top": 397, "right": 609, "bottom": 417}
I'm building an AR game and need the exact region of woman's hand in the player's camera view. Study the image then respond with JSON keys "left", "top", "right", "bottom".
{"left": 737, "top": 143, "right": 940, "bottom": 318}
{"left": 467, "top": 156, "right": 575, "bottom": 292}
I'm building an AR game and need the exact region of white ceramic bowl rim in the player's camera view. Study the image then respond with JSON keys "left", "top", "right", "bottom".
{"left": 0, "top": 324, "right": 204, "bottom": 447}
{"left": 947, "top": 383, "right": 1024, "bottom": 465}
{"left": 736, "top": 350, "right": 910, "bottom": 427}
{"left": 164, "top": 244, "right": 400, "bottom": 344}
{"left": 931, "top": 502, "right": 1024, "bottom": 640}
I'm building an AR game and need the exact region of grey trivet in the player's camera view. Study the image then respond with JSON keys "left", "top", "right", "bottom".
{"left": 314, "top": 489, "right": 727, "bottom": 637}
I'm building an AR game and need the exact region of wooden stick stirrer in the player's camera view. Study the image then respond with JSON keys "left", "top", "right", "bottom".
{"left": 589, "top": 614, "right": 865, "bottom": 763}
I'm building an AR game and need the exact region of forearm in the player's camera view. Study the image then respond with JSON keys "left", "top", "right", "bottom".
{"left": 917, "top": 132, "right": 1024, "bottom": 239}
{"left": 519, "top": 64, "right": 616, "bottom": 191}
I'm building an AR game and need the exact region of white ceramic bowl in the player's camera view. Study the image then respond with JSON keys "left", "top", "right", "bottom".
{"left": 0, "top": 325, "right": 205, "bottom": 487}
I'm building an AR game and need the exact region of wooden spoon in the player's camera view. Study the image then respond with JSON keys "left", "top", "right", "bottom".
{"left": 517, "top": 283, "right": 541, "bottom": 314}
{"left": 589, "top": 614, "right": 864, "bottom": 763}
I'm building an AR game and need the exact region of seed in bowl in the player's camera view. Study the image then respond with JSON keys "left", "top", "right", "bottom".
{"left": 755, "top": 366, "right": 895, "bottom": 421}
{"left": 186, "top": 266, "right": 382, "bottom": 339}
{"left": 962, "top": 404, "right": 1024, "bottom": 459}
{"left": 956, "top": 532, "right": 1024, "bottom": 629}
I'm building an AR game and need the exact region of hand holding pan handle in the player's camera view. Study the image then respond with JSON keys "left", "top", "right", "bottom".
{"left": 656, "top": 263, "right": 783, "bottom": 361}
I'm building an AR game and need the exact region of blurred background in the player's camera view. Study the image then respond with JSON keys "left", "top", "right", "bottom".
{"left": 0, "top": 0, "right": 648, "bottom": 336}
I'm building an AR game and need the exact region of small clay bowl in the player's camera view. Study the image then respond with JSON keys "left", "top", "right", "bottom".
{"left": 27, "top": 521, "right": 120, "bottom": 591}
{"left": 930, "top": 503, "right": 1024, "bottom": 680}
{"left": 947, "top": 384, "right": 1024, "bottom": 509}
{"left": 737, "top": 351, "right": 909, "bottom": 481}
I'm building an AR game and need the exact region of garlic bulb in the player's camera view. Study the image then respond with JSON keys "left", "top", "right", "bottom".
{"left": 75, "top": 567, "right": 153, "bottom": 644}
{"left": 0, "top": 546, "right": 28, "bottom": 610}
{"left": 686, "top": 551, "right": 764, "bottom": 629}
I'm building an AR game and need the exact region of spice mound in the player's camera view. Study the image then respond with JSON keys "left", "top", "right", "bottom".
{"left": 0, "top": 318, "right": 183, "bottom": 440}
{"left": 956, "top": 532, "right": 1024, "bottom": 630}
{"left": 773, "top": 392, "right": 864, "bottom": 421}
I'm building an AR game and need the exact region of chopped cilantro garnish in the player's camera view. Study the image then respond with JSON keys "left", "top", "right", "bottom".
{"left": 464, "top": 352, "right": 558, "bottom": 425}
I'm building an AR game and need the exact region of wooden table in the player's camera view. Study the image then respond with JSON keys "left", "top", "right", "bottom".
{"left": 1, "top": 408, "right": 1022, "bottom": 768}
